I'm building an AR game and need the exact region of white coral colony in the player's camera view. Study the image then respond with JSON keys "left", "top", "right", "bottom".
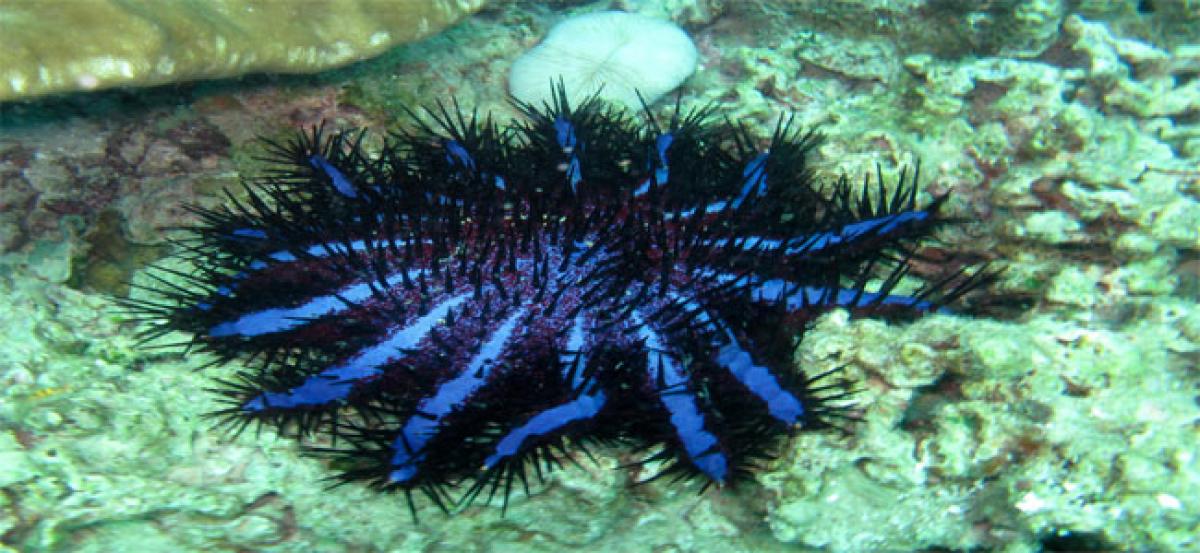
{"left": 508, "top": 11, "right": 699, "bottom": 109}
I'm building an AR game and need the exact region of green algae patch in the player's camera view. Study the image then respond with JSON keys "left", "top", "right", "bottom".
{"left": 0, "top": 0, "right": 486, "bottom": 102}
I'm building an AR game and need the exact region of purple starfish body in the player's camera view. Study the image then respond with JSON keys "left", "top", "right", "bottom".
{"left": 128, "top": 89, "right": 988, "bottom": 515}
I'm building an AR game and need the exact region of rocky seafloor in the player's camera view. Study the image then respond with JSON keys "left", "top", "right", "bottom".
{"left": 1, "top": 1, "right": 1198, "bottom": 551}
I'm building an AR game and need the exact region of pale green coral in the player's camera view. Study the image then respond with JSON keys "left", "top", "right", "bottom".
{"left": 1149, "top": 199, "right": 1200, "bottom": 249}
{"left": 763, "top": 308, "right": 1200, "bottom": 552}
{"left": 1046, "top": 266, "right": 1104, "bottom": 309}
{"left": 0, "top": 0, "right": 486, "bottom": 101}
{"left": 1018, "top": 210, "right": 1084, "bottom": 244}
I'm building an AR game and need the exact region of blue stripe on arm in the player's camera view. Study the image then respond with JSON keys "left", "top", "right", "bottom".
{"left": 554, "top": 116, "right": 576, "bottom": 149}
{"left": 662, "top": 291, "right": 805, "bottom": 427}
{"left": 635, "top": 313, "right": 729, "bottom": 483}
{"left": 784, "top": 210, "right": 932, "bottom": 256}
{"left": 483, "top": 391, "right": 607, "bottom": 469}
{"left": 241, "top": 292, "right": 470, "bottom": 411}
{"left": 265, "top": 237, "right": 420, "bottom": 263}
{"left": 208, "top": 269, "right": 427, "bottom": 337}
{"left": 443, "top": 140, "right": 476, "bottom": 172}
{"left": 230, "top": 228, "right": 268, "bottom": 239}
{"left": 665, "top": 201, "right": 730, "bottom": 220}
{"left": 715, "top": 330, "right": 805, "bottom": 426}
{"left": 562, "top": 314, "right": 589, "bottom": 389}
{"left": 697, "top": 235, "right": 782, "bottom": 252}
{"left": 308, "top": 154, "right": 357, "bottom": 198}
{"left": 634, "top": 178, "right": 651, "bottom": 197}
{"left": 751, "top": 279, "right": 945, "bottom": 313}
{"left": 824, "top": 287, "right": 941, "bottom": 312}
{"left": 553, "top": 116, "right": 582, "bottom": 194}
{"left": 389, "top": 306, "right": 527, "bottom": 483}
{"left": 565, "top": 158, "right": 581, "bottom": 193}
{"left": 654, "top": 132, "right": 673, "bottom": 187}
{"left": 731, "top": 153, "right": 769, "bottom": 209}
{"left": 695, "top": 210, "right": 934, "bottom": 257}
{"left": 481, "top": 314, "right": 602, "bottom": 468}
{"left": 201, "top": 237, "right": 417, "bottom": 309}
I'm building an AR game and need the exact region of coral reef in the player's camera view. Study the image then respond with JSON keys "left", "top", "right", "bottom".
{"left": 0, "top": 0, "right": 486, "bottom": 102}
{"left": 1, "top": 0, "right": 1199, "bottom": 551}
